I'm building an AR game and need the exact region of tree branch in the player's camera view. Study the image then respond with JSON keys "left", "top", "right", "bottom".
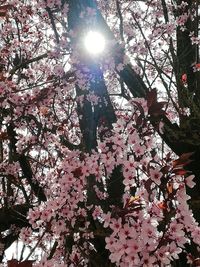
{"left": 9, "top": 53, "right": 47, "bottom": 76}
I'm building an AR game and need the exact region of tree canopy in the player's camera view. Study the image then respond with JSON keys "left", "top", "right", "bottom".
{"left": 0, "top": 0, "right": 200, "bottom": 266}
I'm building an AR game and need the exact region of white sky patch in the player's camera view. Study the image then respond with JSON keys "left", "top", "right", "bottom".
{"left": 4, "top": 241, "right": 42, "bottom": 262}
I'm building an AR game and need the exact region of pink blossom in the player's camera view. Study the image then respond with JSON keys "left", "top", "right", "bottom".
{"left": 185, "top": 174, "right": 196, "bottom": 188}
{"left": 149, "top": 168, "right": 162, "bottom": 185}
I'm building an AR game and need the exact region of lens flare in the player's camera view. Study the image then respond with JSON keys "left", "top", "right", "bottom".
{"left": 84, "top": 31, "right": 105, "bottom": 55}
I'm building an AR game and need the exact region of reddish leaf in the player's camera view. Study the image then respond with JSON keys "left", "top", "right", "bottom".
{"left": 172, "top": 152, "right": 194, "bottom": 168}
{"left": 160, "top": 165, "right": 170, "bottom": 174}
{"left": 146, "top": 88, "right": 157, "bottom": 108}
{"left": 193, "top": 258, "right": 200, "bottom": 267}
{"left": 128, "top": 196, "right": 140, "bottom": 205}
{"left": 135, "top": 114, "right": 143, "bottom": 127}
{"left": 144, "top": 178, "right": 153, "bottom": 196}
{"left": 8, "top": 260, "right": 18, "bottom": 267}
{"left": 172, "top": 168, "right": 187, "bottom": 175}
{"left": 181, "top": 73, "right": 187, "bottom": 84}
{"left": 0, "top": 73, "right": 6, "bottom": 81}
{"left": 18, "top": 261, "right": 34, "bottom": 267}
{"left": 124, "top": 196, "right": 140, "bottom": 209}
{"left": 195, "top": 63, "right": 200, "bottom": 69}
{"left": 0, "top": 5, "right": 12, "bottom": 17}
{"left": 167, "top": 183, "right": 173, "bottom": 194}
{"left": 46, "top": 74, "right": 56, "bottom": 81}
{"left": 0, "top": 131, "right": 8, "bottom": 140}
{"left": 72, "top": 167, "right": 83, "bottom": 178}
{"left": 46, "top": 221, "right": 52, "bottom": 232}
{"left": 0, "top": 5, "right": 12, "bottom": 10}
{"left": 146, "top": 88, "right": 167, "bottom": 117}
{"left": 0, "top": 11, "right": 6, "bottom": 17}
{"left": 74, "top": 253, "right": 80, "bottom": 264}
{"left": 158, "top": 201, "right": 167, "bottom": 210}
{"left": 148, "top": 102, "right": 167, "bottom": 117}
{"left": 132, "top": 100, "right": 145, "bottom": 117}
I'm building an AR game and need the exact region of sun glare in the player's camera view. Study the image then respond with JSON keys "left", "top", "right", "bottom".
{"left": 84, "top": 31, "right": 105, "bottom": 55}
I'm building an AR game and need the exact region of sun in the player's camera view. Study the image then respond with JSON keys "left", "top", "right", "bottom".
{"left": 84, "top": 31, "right": 105, "bottom": 55}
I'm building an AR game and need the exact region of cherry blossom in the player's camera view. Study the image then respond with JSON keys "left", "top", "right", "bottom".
{"left": 0, "top": 0, "right": 199, "bottom": 266}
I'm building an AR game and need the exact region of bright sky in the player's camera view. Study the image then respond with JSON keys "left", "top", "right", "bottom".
{"left": 84, "top": 31, "right": 105, "bottom": 55}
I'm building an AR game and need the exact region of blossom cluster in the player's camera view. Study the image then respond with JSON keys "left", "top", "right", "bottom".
{"left": 0, "top": 0, "right": 199, "bottom": 266}
{"left": 22, "top": 99, "right": 200, "bottom": 266}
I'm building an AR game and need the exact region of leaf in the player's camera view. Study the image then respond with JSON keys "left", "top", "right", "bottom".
{"left": 167, "top": 183, "right": 173, "bottom": 194}
{"left": 148, "top": 102, "right": 167, "bottom": 117}
{"left": 195, "top": 63, "right": 200, "bottom": 69}
{"left": 150, "top": 148, "right": 157, "bottom": 159}
{"left": 135, "top": 114, "right": 143, "bottom": 127}
{"left": 158, "top": 201, "right": 167, "bottom": 210}
{"left": 18, "top": 261, "right": 34, "bottom": 267}
{"left": 146, "top": 88, "right": 157, "bottom": 108}
{"left": 181, "top": 73, "right": 187, "bottom": 84}
{"left": 125, "top": 195, "right": 140, "bottom": 208}
{"left": 0, "top": 73, "right": 6, "bottom": 81}
{"left": 128, "top": 195, "right": 140, "bottom": 204}
{"left": 172, "top": 168, "right": 187, "bottom": 175}
{"left": 146, "top": 89, "right": 167, "bottom": 117}
{"left": 8, "top": 260, "right": 19, "bottom": 267}
{"left": 132, "top": 100, "right": 145, "bottom": 117}
{"left": 0, "top": 5, "right": 12, "bottom": 17}
{"left": 193, "top": 258, "right": 200, "bottom": 267}
{"left": 172, "top": 152, "right": 194, "bottom": 168}
{"left": 0, "top": 131, "right": 9, "bottom": 140}
{"left": 46, "top": 74, "right": 56, "bottom": 81}
{"left": 72, "top": 167, "right": 83, "bottom": 178}
{"left": 144, "top": 178, "right": 153, "bottom": 196}
{"left": 160, "top": 165, "right": 170, "bottom": 174}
